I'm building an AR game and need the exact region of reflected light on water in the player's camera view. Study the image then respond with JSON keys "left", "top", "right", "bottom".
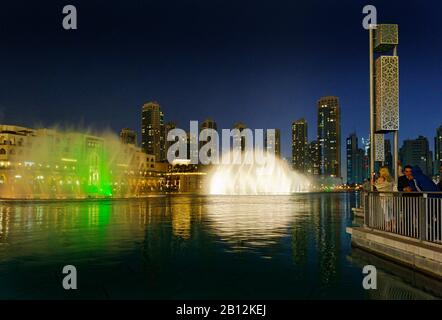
{"left": 204, "top": 196, "right": 303, "bottom": 252}
{"left": 0, "top": 195, "right": 439, "bottom": 299}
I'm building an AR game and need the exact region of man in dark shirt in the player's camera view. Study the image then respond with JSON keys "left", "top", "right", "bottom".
{"left": 398, "top": 165, "right": 417, "bottom": 192}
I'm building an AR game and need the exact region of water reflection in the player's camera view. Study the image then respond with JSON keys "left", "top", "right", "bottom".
{"left": 349, "top": 248, "right": 441, "bottom": 299}
{"left": 0, "top": 194, "right": 439, "bottom": 299}
{"left": 204, "top": 196, "right": 297, "bottom": 251}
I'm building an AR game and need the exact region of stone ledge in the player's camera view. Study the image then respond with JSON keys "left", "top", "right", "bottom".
{"left": 347, "top": 227, "right": 442, "bottom": 279}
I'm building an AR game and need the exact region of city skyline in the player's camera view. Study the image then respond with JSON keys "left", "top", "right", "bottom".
{"left": 1, "top": 98, "right": 441, "bottom": 182}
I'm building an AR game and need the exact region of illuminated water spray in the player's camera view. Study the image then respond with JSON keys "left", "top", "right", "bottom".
{"left": 0, "top": 129, "right": 143, "bottom": 199}
{"left": 207, "top": 150, "right": 310, "bottom": 195}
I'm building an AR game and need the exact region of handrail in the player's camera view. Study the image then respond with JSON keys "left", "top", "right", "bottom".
{"left": 362, "top": 191, "right": 442, "bottom": 244}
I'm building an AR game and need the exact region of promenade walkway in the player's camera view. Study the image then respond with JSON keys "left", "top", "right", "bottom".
{"left": 348, "top": 191, "right": 442, "bottom": 278}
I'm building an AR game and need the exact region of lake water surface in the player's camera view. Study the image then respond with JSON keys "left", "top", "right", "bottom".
{"left": 0, "top": 193, "right": 440, "bottom": 299}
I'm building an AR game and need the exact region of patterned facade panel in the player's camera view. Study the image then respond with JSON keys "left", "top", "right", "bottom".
{"left": 374, "top": 24, "right": 398, "bottom": 52}
{"left": 375, "top": 134, "right": 385, "bottom": 162}
{"left": 375, "top": 56, "right": 399, "bottom": 132}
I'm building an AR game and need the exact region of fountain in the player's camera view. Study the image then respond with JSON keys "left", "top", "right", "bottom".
{"left": 207, "top": 150, "right": 310, "bottom": 195}
{"left": 0, "top": 126, "right": 163, "bottom": 199}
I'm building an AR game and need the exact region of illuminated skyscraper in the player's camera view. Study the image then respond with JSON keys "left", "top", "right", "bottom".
{"left": 317, "top": 96, "right": 341, "bottom": 177}
{"left": 307, "top": 140, "right": 320, "bottom": 175}
{"left": 265, "top": 128, "right": 281, "bottom": 157}
{"left": 201, "top": 118, "right": 217, "bottom": 131}
{"left": 361, "top": 136, "right": 370, "bottom": 180}
{"left": 346, "top": 133, "right": 364, "bottom": 184}
{"left": 384, "top": 139, "right": 393, "bottom": 174}
{"left": 233, "top": 122, "right": 247, "bottom": 152}
{"left": 399, "top": 136, "right": 433, "bottom": 176}
{"left": 120, "top": 128, "right": 137, "bottom": 145}
{"left": 199, "top": 118, "right": 218, "bottom": 162}
{"left": 141, "top": 102, "right": 165, "bottom": 161}
{"left": 164, "top": 121, "right": 177, "bottom": 159}
{"left": 435, "top": 124, "right": 442, "bottom": 170}
{"left": 292, "top": 119, "right": 308, "bottom": 171}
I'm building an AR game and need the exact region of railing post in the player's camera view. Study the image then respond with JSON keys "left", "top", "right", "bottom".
{"left": 364, "top": 192, "right": 370, "bottom": 228}
{"left": 419, "top": 193, "right": 427, "bottom": 241}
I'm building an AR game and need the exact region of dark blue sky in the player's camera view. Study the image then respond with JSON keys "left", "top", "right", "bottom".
{"left": 1, "top": 0, "right": 441, "bottom": 164}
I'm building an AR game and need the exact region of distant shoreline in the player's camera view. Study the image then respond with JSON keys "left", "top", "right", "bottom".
{"left": 0, "top": 190, "right": 360, "bottom": 203}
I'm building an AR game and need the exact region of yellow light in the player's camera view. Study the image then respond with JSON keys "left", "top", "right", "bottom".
{"left": 61, "top": 158, "right": 77, "bottom": 162}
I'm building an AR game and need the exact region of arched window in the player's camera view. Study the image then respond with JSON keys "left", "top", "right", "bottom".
{"left": 0, "top": 148, "right": 5, "bottom": 155}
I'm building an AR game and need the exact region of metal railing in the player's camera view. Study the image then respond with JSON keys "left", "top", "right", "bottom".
{"left": 364, "top": 191, "right": 442, "bottom": 244}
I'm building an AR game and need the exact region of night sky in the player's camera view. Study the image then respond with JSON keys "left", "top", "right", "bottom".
{"left": 1, "top": 0, "right": 441, "bottom": 169}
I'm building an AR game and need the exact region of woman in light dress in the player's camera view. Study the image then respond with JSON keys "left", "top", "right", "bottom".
{"left": 372, "top": 166, "right": 394, "bottom": 231}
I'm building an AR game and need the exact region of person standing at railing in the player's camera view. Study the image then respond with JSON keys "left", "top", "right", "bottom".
{"left": 437, "top": 165, "right": 442, "bottom": 191}
{"left": 412, "top": 166, "right": 438, "bottom": 192}
{"left": 373, "top": 167, "right": 395, "bottom": 192}
{"left": 436, "top": 165, "right": 442, "bottom": 242}
{"left": 398, "top": 165, "right": 418, "bottom": 192}
{"left": 411, "top": 166, "right": 441, "bottom": 242}
{"left": 372, "top": 166, "right": 394, "bottom": 231}
{"left": 362, "top": 179, "right": 371, "bottom": 191}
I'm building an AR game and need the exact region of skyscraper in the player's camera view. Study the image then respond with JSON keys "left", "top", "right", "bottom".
{"left": 186, "top": 131, "right": 199, "bottom": 161}
{"left": 200, "top": 118, "right": 218, "bottom": 161}
{"left": 164, "top": 121, "right": 177, "bottom": 159}
{"left": 346, "top": 133, "right": 364, "bottom": 184}
{"left": 141, "top": 102, "right": 165, "bottom": 161}
{"left": 233, "top": 122, "right": 247, "bottom": 152}
{"left": 292, "top": 119, "right": 308, "bottom": 171}
{"left": 273, "top": 128, "right": 281, "bottom": 157}
{"left": 399, "top": 136, "right": 433, "bottom": 176}
{"left": 317, "top": 96, "right": 341, "bottom": 177}
{"left": 361, "top": 136, "right": 370, "bottom": 181}
{"left": 384, "top": 139, "right": 393, "bottom": 174}
{"left": 201, "top": 118, "right": 217, "bottom": 131}
{"left": 265, "top": 128, "right": 281, "bottom": 157}
{"left": 435, "top": 124, "right": 442, "bottom": 171}
{"left": 307, "top": 140, "right": 320, "bottom": 175}
{"left": 120, "top": 128, "right": 137, "bottom": 145}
